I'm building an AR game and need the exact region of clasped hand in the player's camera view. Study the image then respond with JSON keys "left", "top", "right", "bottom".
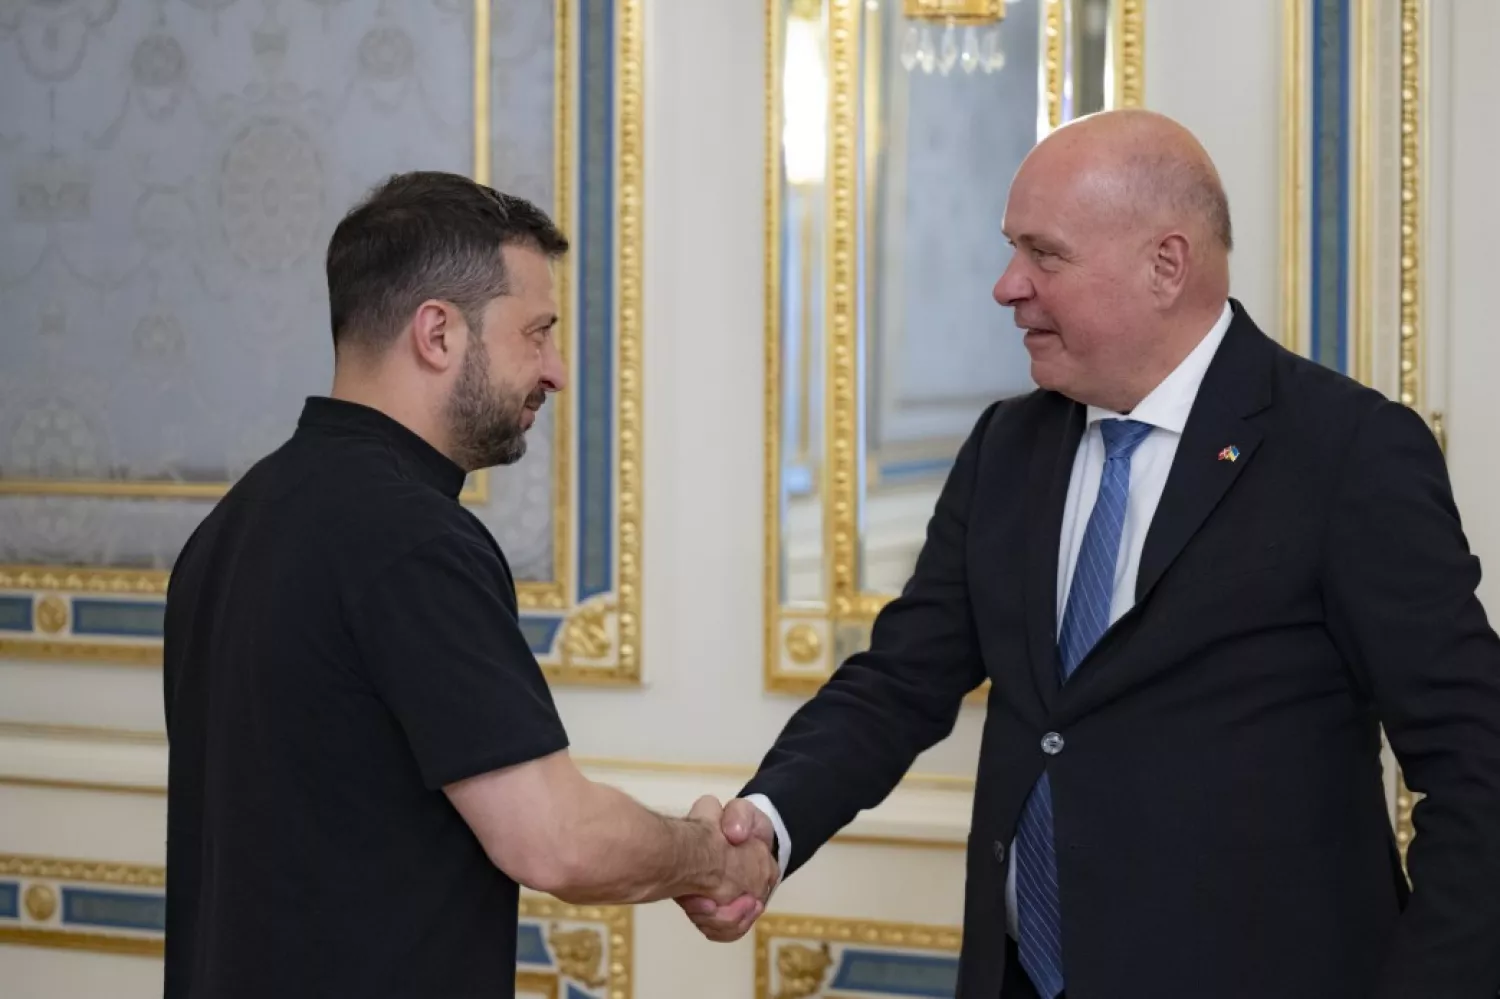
{"left": 676, "top": 796, "right": 778, "bottom": 943}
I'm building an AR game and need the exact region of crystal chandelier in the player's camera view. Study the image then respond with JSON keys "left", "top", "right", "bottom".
{"left": 899, "top": 0, "right": 1021, "bottom": 76}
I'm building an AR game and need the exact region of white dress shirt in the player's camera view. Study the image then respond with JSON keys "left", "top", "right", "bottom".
{"left": 749, "top": 301, "right": 1234, "bottom": 933}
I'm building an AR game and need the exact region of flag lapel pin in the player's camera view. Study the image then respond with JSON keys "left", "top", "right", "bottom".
{"left": 1218, "top": 445, "right": 1240, "bottom": 462}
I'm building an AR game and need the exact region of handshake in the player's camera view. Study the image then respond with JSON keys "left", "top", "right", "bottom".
{"left": 672, "top": 795, "right": 782, "bottom": 943}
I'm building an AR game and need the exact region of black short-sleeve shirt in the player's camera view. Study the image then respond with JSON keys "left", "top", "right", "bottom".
{"left": 162, "top": 397, "right": 569, "bottom": 999}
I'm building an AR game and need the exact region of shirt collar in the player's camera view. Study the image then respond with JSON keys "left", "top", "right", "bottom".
{"left": 296, "top": 396, "right": 468, "bottom": 499}
{"left": 1084, "top": 300, "right": 1233, "bottom": 434}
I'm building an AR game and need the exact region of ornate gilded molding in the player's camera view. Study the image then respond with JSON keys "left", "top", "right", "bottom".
{"left": 1281, "top": 0, "right": 1309, "bottom": 357}
{"left": 615, "top": 0, "right": 646, "bottom": 684}
{"left": 1398, "top": 0, "right": 1421, "bottom": 412}
{"left": 546, "top": 924, "right": 607, "bottom": 988}
{"left": 1113, "top": 0, "right": 1145, "bottom": 110}
{"left": 0, "top": 639, "right": 160, "bottom": 667}
{"left": 518, "top": 894, "right": 633, "bottom": 999}
{"left": 0, "top": 853, "right": 168, "bottom": 957}
{"left": 772, "top": 941, "right": 834, "bottom": 999}
{"left": 1394, "top": 0, "right": 1423, "bottom": 870}
{"left": 0, "top": 855, "right": 165, "bottom": 887}
{"left": 0, "top": 853, "right": 632, "bottom": 990}
{"left": 0, "top": 566, "right": 169, "bottom": 595}
{"left": 1352, "top": 0, "right": 1375, "bottom": 386}
{"left": 1284, "top": 0, "right": 1425, "bottom": 872}
{"left": 826, "top": 0, "right": 861, "bottom": 622}
{"left": 559, "top": 600, "right": 614, "bottom": 662}
{"left": 1044, "top": 0, "right": 1063, "bottom": 130}
{"left": 755, "top": 913, "right": 963, "bottom": 999}
{"left": 764, "top": 0, "right": 1146, "bottom": 692}
{"left": 2, "top": 1, "right": 641, "bottom": 685}
{"left": 762, "top": 0, "right": 786, "bottom": 696}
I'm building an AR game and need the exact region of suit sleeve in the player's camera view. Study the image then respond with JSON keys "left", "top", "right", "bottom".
{"left": 1323, "top": 399, "right": 1500, "bottom": 996}
{"left": 740, "top": 402, "right": 996, "bottom": 876}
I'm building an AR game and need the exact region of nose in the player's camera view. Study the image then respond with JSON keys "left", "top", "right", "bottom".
{"left": 993, "top": 254, "right": 1032, "bottom": 309}
{"left": 540, "top": 338, "right": 567, "bottom": 393}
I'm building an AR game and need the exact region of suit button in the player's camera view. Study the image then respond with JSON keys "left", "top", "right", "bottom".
{"left": 993, "top": 840, "right": 1006, "bottom": 863}
{"left": 1041, "top": 732, "right": 1065, "bottom": 755}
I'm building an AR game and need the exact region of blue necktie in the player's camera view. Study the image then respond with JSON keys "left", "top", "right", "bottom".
{"left": 1014, "top": 418, "right": 1153, "bottom": 998}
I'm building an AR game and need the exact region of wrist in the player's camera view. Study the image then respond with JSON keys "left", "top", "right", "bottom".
{"left": 674, "top": 816, "right": 727, "bottom": 897}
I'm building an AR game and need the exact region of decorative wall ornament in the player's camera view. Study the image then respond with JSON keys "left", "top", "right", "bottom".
{"left": 0, "top": 852, "right": 633, "bottom": 994}
{"left": 1280, "top": 0, "right": 1427, "bottom": 873}
{"left": 763, "top": 0, "right": 1145, "bottom": 693}
{"left": 0, "top": 0, "right": 645, "bottom": 685}
{"left": 756, "top": 913, "right": 962, "bottom": 999}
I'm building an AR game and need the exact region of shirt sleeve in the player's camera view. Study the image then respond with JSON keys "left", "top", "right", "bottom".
{"left": 349, "top": 531, "right": 570, "bottom": 789}
{"left": 743, "top": 793, "right": 792, "bottom": 883}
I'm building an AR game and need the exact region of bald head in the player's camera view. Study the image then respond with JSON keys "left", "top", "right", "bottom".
{"left": 1025, "top": 109, "right": 1232, "bottom": 256}
{"left": 995, "top": 109, "right": 1235, "bottom": 413}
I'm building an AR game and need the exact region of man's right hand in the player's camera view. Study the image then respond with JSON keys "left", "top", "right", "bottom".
{"left": 678, "top": 797, "right": 778, "bottom": 942}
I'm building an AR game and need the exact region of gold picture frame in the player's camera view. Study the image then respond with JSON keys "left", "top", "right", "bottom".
{"left": 0, "top": 0, "right": 644, "bottom": 686}
{"left": 0, "top": 852, "right": 632, "bottom": 996}
{"left": 763, "top": 0, "right": 1147, "bottom": 694}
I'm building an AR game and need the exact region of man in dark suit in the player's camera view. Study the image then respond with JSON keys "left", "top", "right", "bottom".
{"left": 677, "top": 110, "right": 1500, "bottom": 996}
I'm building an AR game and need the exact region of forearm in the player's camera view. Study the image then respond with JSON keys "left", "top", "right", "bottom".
{"left": 542, "top": 779, "right": 724, "bottom": 905}
{"left": 447, "top": 752, "right": 737, "bottom": 905}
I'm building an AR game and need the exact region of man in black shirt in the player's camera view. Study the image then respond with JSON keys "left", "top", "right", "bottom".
{"left": 161, "top": 172, "right": 776, "bottom": 998}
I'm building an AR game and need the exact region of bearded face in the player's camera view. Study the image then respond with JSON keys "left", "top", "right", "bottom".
{"left": 444, "top": 331, "right": 545, "bottom": 470}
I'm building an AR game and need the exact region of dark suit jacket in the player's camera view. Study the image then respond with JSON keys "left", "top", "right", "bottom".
{"left": 742, "top": 302, "right": 1500, "bottom": 998}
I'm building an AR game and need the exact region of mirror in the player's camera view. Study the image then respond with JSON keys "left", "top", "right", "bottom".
{"left": 765, "top": 0, "right": 1145, "bottom": 692}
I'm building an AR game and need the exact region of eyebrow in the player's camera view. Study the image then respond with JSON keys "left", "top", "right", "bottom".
{"left": 1006, "top": 231, "right": 1070, "bottom": 255}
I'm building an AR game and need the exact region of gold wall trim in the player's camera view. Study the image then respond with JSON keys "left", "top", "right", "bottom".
{"left": 826, "top": 0, "right": 861, "bottom": 621}
{"left": 2, "top": 3, "right": 638, "bottom": 683}
{"left": 755, "top": 912, "right": 962, "bottom": 999}
{"left": 765, "top": 0, "right": 1147, "bottom": 691}
{"left": 515, "top": 971, "right": 560, "bottom": 999}
{"left": 1398, "top": 0, "right": 1421, "bottom": 411}
{"left": 0, "top": 722, "right": 166, "bottom": 744}
{"left": 0, "top": 566, "right": 169, "bottom": 594}
{"left": 0, "top": 854, "right": 165, "bottom": 887}
{"left": 550, "top": 0, "right": 575, "bottom": 616}
{"left": 1394, "top": 0, "right": 1424, "bottom": 869}
{"left": 1280, "top": 0, "right": 1309, "bottom": 356}
{"left": 0, "top": 640, "right": 161, "bottom": 667}
{"left": 0, "top": 853, "right": 167, "bottom": 955}
{"left": 481, "top": 0, "right": 569, "bottom": 610}
{"left": 0, "top": 776, "right": 166, "bottom": 797}
{"left": 0, "top": 853, "right": 631, "bottom": 984}
{"left": 614, "top": 0, "right": 646, "bottom": 683}
{"left": 1044, "top": 0, "right": 1063, "bottom": 130}
{"left": 518, "top": 895, "right": 633, "bottom": 999}
{"left": 1352, "top": 0, "right": 1375, "bottom": 386}
{"left": 0, "top": 927, "right": 164, "bottom": 957}
{"left": 761, "top": 0, "right": 787, "bottom": 696}
{"left": 1114, "top": 0, "right": 1145, "bottom": 109}
{"left": 472, "top": 0, "right": 491, "bottom": 190}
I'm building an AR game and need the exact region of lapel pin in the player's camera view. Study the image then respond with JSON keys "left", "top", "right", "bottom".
{"left": 1218, "top": 445, "right": 1240, "bottom": 462}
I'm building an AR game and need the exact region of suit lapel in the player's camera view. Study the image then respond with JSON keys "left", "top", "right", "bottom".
{"left": 1134, "top": 303, "right": 1276, "bottom": 603}
{"left": 1022, "top": 395, "right": 1085, "bottom": 709}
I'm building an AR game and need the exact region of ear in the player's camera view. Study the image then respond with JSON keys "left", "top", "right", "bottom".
{"left": 1149, "top": 232, "right": 1191, "bottom": 302}
{"left": 408, "top": 300, "right": 465, "bottom": 373}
